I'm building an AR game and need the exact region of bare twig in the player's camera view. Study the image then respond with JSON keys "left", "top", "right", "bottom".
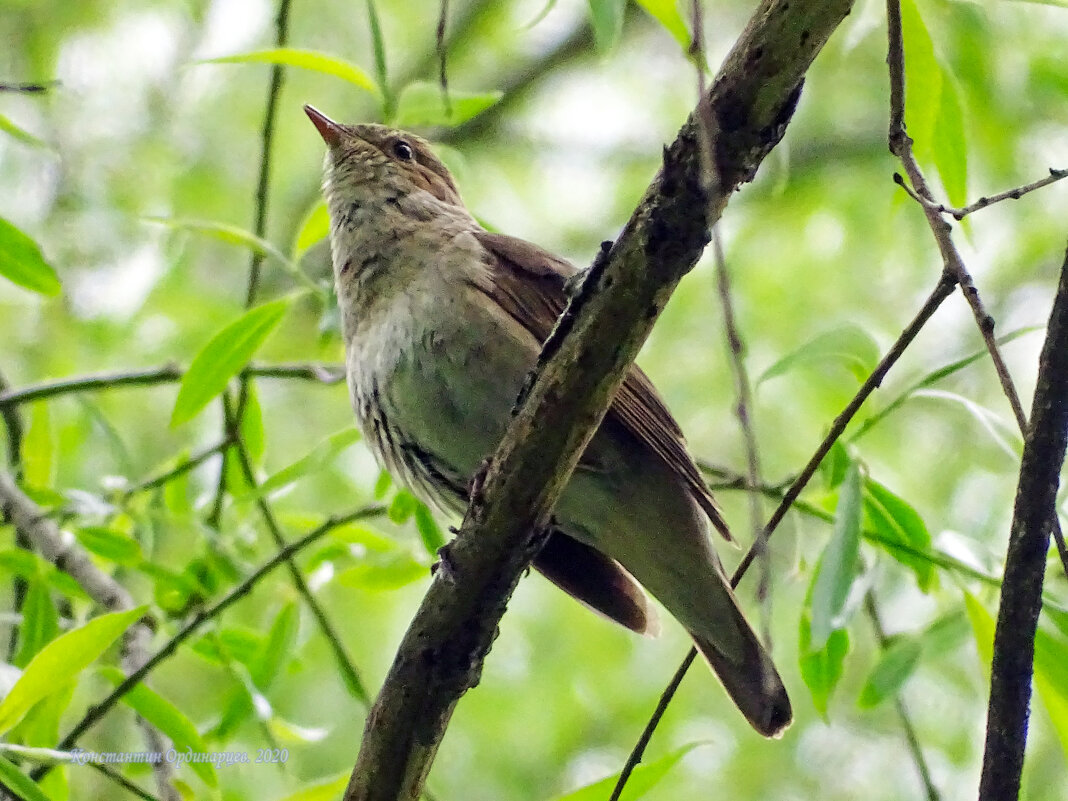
{"left": 0, "top": 368, "right": 28, "bottom": 661}
{"left": 910, "top": 168, "right": 1067, "bottom": 221}
{"left": 865, "top": 593, "right": 940, "bottom": 801}
{"left": 885, "top": 0, "right": 1068, "bottom": 583}
{"left": 225, "top": 402, "right": 370, "bottom": 704}
{"left": 711, "top": 228, "right": 770, "bottom": 627}
{"left": 608, "top": 650, "right": 698, "bottom": 801}
{"left": 32, "top": 504, "right": 384, "bottom": 781}
{"left": 244, "top": 0, "right": 290, "bottom": 310}
{"left": 0, "top": 81, "right": 58, "bottom": 93}
{"left": 436, "top": 0, "right": 451, "bottom": 116}
{"left": 615, "top": 271, "right": 957, "bottom": 785}
{"left": 211, "top": 0, "right": 293, "bottom": 530}
{"left": 120, "top": 437, "right": 234, "bottom": 498}
{"left": 0, "top": 363, "right": 344, "bottom": 409}
{"left": 885, "top": 6, "right": 1027, "bottom": 435}
{"left": 978, "top": 244, "right": 1068, "bottom": 800}
{"left": 344, "top": 0, "right": 853, "bottom": 796}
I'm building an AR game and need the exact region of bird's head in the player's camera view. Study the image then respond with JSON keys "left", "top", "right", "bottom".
{"left": 304, "top": 105, "right": 462, "bottom": 211}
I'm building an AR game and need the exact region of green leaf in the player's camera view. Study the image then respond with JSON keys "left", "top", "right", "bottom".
{"left": 237, "top": 428, "right": 361, "bottom": 502}
{"left": 912, "top": 389, "right": 1022, "bottom": 461}
{"left": 851, "top": 327, "right": 1040, "bottom": 441}
{"left": 758, "top": 324, "right": 879, "bottom": 385}
{"left": 553, "top": 742, "right": 702, "bottom": 800}
{"left": 393, "top": 82, "right": 503, "bottom": 128}
{"left": 0, "top": 217, "right": 60, "bottom": 296}
{"left": 99, "top": 666, "right": 218, "bottom": 787}
{"left": 241, "top": 380, "right": 266, "bottom": 466}
{"left": 0, "top": 549, "right": 89, "bottom": 601}
{"left": 145, "top": 217, "right": 316, "bottom": 291}
{"left": 388, "top": 489, "right": 418, "bottom": 524}
{"left": 170, "top": 298, "right": 290, "bottom": 427}
{"left": 863, "top": 479, "right": 935, "bottom": 591}
{"left": 858, "top": 637, "right": 923, "bottom": 708}
{"left": 75, "top": 526, "right": 143, "bottom": 565}
{"left": 1034, "top": 626, "right": 1068, "bottom": 760}
{"left": 799, "top": 613, "right": 850, "bottom": 720}
{"left": 21, "top": 403, "right": 55, "bottom": 489}
{"left": 0, "top": 606, "right": 146, "bottom": 735}
{"left": 337, "top": 552, "right": 427, "bottom": 592}
{"left": 366, "top": 0, "right": 394, "bottom": 120}
{"left": 373, "top": 470, "right": 392, "bottom": 499}
{"left": 809, "top": 462, "right": 863, "bottom": 649}
{"left": 900, "top": 0, "right": 940, "bottom": 159}
{"left": 0, "top": 754, "right": 52, "bottom": 801}
{"left": 0, "top": 113, "right": 49, "bottom": 149}
{"left": 328, "top": 523, "right": 398, "bottom": 554}
{"left": 635, "top": 0, "right": 692, "bottom": 51}
{"left": 933, "top": 77, "right": 967, "bottom": 207}
{"left": 586, "top": 0, "right": 627, "bottom": 54}
{"left": 275, "top": 772, "right": 349, "bottom": 801}
{"left": 292, "top": 200, "right": 330, "bottom": 262}
{"left": 252, "top": 602, "right": 299, "bottom": 689}
{"left": 414, "top": 502, "right": 446, "bottom": 555}
{"left": 13, "top": 581, "right": 59, "bottom": 669}
{"left": 819, "top": 440, "right": 850, "bottom": 490}
{"left": 203, "top": 48, "right": 379, "bottom": 95}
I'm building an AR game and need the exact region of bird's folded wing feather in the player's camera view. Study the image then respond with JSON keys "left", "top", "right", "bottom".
{"left": 472, "top": 231, "right": 731, "bottom": 541}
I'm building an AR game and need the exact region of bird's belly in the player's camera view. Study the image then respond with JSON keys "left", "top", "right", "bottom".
{"left": 347, "top": 285, "right": 534, "bottom": 506}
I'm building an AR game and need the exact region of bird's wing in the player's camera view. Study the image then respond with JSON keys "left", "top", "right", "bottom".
{"left": 473, "top": 231, "right": 731, "bottom": 541}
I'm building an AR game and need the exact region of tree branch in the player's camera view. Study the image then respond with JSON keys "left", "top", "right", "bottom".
{"left": 0, "top": 473, "right": 180, "bottom": 799}
{"left": 0, "top": 363, "right": 344, "bottom": 409}
{"left": 978, "top": 243, "right": 1068, "bottom": 800}
{"left": 343, "top": 0, "right": 854, "bottom": 797}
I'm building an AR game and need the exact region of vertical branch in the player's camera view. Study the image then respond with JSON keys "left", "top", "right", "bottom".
{"left": 978, "top": 244, "right": 1068, "bottom": 800}
{"left": 0, "top": 368, "right": 27, "bottom": 661}
{"left": 210, "top": 0, "right": 293, "bottom": 526}
{"left": 712, "top": 228, "right": 770, "bottom": 631}
{"left": 864, "top": 593, "right": 940, "bottom": 801}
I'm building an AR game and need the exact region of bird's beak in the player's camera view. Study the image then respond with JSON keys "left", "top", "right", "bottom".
{"left": 304, "top": 105, "right": 344, "bottom": 148}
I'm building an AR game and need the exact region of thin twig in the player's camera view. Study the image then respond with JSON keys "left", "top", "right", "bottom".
{"left": 920, "top": 169, "right": 1067, "bottom": 221}
{"left": 614, "top": 271, "right": 957, "bottom": 787}
{"left": 225, "top": 401, "right": 370, "bottom": 704}
{"left": 0, "top": 368, "right": 27, "bottom": 661}
{"left": 0, "top": 81, "right": 59, "bottom": 93}
{"left": 32, "top": 504, "right": 384, "bottom": 781}
{"left": 436, "top": 0, "right": 451, "bottom": 116}
{"left": 0, "top": 363, "right": 344, "bottom": 409}
{"left": 244, "top": 0, "right": 290, "bottom": 310}
{"left": 885, "top": 0, "right": 1068, "bottom": 583}
{"left": 886, "top": 14, "right": 1027, "bottom": 435}
{"left": 865, "top": 593, "right": 940, "bottom": 801}
{"left": 120, "top": 437, "right": 234, "bottom": 498}
{"left": 213, "top": 0, "right": 293, "bottom": 528}
{"left": 732, "top": 272, "right": 957, "bottom": 582}
{"left": 608, "top": 649, "right": 698, "bottom": 801}
{"left": 712, "top": 227, "right": 770, "bottom": 629}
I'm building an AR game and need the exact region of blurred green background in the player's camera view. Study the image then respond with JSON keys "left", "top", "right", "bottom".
{"left": 1, "top": 0, "right": 1066, "bottom": 799}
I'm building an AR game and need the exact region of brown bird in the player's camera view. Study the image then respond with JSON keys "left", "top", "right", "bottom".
{"left": 306, "top": 105, "right": 791, "bottom": 737}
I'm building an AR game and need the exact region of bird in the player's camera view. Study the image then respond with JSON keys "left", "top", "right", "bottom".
{"left": 305, "top": 104, "right": 791, "bottom": 737}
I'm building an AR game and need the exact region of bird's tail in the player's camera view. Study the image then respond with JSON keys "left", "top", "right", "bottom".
{"left": 688, "top": 608, "right": 792, "bottom": 738}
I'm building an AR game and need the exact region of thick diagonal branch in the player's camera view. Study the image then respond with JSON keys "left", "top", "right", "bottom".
{"left": 343, "top": 0, "right": 855, "bottom": 798}
{"left": 978, "top": 244, "right": 1068, "bottom": 800}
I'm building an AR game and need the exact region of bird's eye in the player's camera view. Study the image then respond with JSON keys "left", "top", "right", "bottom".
{"left": 392, "top": 140, "right": 414, "bottom": 161}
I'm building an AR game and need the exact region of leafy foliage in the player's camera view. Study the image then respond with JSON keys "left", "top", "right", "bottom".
{"left": 0, "top": 0, "right": 1066, "bottom": 798}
